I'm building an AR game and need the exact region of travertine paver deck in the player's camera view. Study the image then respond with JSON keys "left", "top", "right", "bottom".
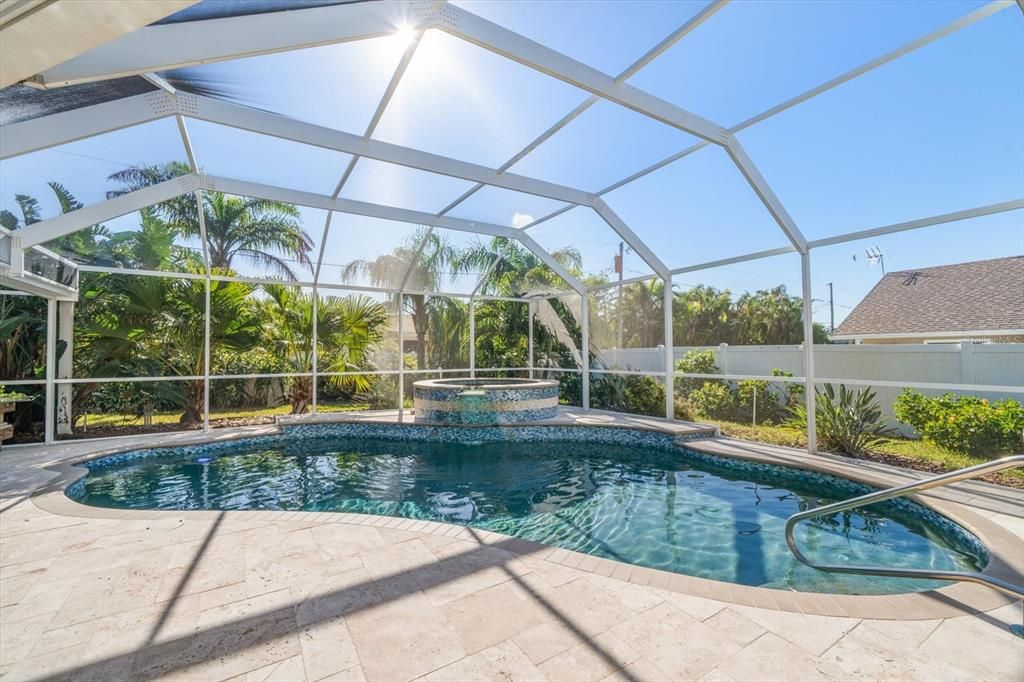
{"left": 1, "top": 411, "right": 1022, "bottom": 681}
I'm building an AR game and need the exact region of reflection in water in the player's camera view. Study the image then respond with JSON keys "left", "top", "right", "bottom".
{"left": 77, "top": 438, "right": 984, "bottom": 595}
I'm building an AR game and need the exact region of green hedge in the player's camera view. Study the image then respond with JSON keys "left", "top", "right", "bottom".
{"left": 894, "top": 390, "right": 1024, "bottom": 456}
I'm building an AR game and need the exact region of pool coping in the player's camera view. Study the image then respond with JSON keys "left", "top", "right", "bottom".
{"left": 27, "top": 414, "right": 1024, "bottom": 621}
{"left": 411, "top": 378, "right": 560, "bottom": 391}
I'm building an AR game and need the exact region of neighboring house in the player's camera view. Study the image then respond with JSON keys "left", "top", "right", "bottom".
{"left": 832, "top": 256, "right": 1024, "bottom": 344}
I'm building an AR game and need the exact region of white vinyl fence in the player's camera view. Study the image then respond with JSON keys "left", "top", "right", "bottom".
{"left": 597, "top": 342, "right": 1024, "bottom": 429}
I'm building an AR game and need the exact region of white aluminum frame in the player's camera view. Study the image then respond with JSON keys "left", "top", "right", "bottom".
{"left": 521, "top": 0, "right": 1017, "bottom": 229}
{"left": 2, "top": 0, "right": 1020, "bottom": 452}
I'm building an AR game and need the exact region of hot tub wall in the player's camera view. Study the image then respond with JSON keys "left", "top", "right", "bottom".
{"left": 414, "top": 383, "right": 558, "bottom": 424}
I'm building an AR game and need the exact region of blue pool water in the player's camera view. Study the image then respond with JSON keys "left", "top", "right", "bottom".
{"left": 70, "top": 436, "right": 986, "bottom": 594}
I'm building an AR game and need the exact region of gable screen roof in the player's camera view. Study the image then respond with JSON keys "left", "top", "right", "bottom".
{"left": 834, "top": 256, "right": 1024, "bottom": 338}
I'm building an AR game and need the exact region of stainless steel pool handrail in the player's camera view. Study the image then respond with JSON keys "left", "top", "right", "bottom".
{"left": 784, "top": 454, "right": 1024, "bottom": 598}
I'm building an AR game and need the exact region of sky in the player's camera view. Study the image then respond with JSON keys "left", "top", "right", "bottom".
{"left": 1, "top": 0, "right": 1021, "bottom": 329}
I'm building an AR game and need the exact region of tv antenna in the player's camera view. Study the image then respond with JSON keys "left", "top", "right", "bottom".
{"left": 853, "top": 246, "right": 886, "bottom": 275}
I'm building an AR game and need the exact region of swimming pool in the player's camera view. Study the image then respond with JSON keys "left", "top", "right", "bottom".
{"left": 68, "top": 426, "right": 986, "bottom": 595}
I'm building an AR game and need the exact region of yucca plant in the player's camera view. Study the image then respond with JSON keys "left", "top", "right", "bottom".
{"left": 788, "top": 384, "right": 895, "bottom": 455}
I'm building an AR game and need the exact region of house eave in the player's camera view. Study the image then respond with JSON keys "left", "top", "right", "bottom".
{"left": 831, "top": 329, "right": 1024, "bottom": 341}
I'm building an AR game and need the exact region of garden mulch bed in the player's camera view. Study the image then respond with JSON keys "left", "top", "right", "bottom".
{"left": 716, "top": 424, "right": 1023, "bottom": 490}
{"left": 849, "top": 450, "right": 1024, "bottom": 490}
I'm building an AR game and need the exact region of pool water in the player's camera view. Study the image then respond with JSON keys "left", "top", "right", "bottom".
{"left": 72, "top": 437, "right": 985, "bottom": 594}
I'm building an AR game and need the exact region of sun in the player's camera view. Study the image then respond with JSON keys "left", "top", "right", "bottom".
{"left": 394, "top": 24, "right": 417, "bottom": 48}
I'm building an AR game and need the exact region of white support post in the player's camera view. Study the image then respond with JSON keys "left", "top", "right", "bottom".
{"left": 0, "top": 92, "right": 172, "bottom": 160}
{"left": 664, "top": 278, "right": 674, "bottom": 420}
{"left": 960, "top": 340, "right": 976, "bottom": 385}
{"left": 44, "top": 298, "right": 56, "bottom": 443}
{"left": 19, "top": 175, "right": 199, "bottom": 248}
{"left": 806, "top": 200, "right": 1024, "bottom": 249}
{"left": 312, "top": 286, "right": 318, "bottom": 415}
{"left": 433, "top": 0, "right": 728, "bottom": 220}
{"left": 190, "top": 94, "right": 596, "bottom": 206}
{"left": 520, "top": 1, "right": 1014, "bottom": 230}
{"left": 439, "top": 4, "right": 726, "bottom": 143}
{"left": 581, "top": 294, "right": 590, "bottom": 410}
{"left": 591, "top": 199, "right": 670, "bottom": 279}
{"left": 528, "top": 300, "right": 535, "bottom": 379}
{"left": 194, "top": 191, "right": 211, "bottom": 276}
{"left": 801, "top": 252, "right": 817, "bottom": 453}
{"left": 203, "top": 277, "right": 211, "bottom": 431}
{"left": 469, "top": 298, "right": 476, "bottom": 379}
{"left": 722, "top": 136, "right": 808, "bottom": 252}
{"left": 55, "top": 300, "right": 74, "bottom": 435}
{"left": 397, "top": 293, "right": 405, "bottom": 420}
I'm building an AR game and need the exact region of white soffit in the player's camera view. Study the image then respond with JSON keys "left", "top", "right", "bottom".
{"left": 0, "top": 0, "right": 198, "bottom": 88}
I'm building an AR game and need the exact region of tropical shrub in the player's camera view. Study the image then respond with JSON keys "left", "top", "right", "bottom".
{"left": 788, "top": 384, "right": 895, "bottom": 455}
{"left": 688, "top": 382, "right": 736, "bottom": 420}
{"left": 624, "top": 375, "right": 665, "bottom": 416}
{"left": 676, "top": 350, "right": 800, "bottom": 424}
{"left": 894, "top": 390, "right": 1024, "bottom": 456}
{"left": 674, "top": 350, "right": 721, "bottom": 395}
{"left": 591, "top": 373, "right": 665, "bottom": 417}
{"left": 0, "top": 385, "right": 28, "bottom": 402}
{"left": 674, "top": 396, "right": 695, "bottom": 421}
{"left": 737, "top": 369, "right": 804, "bottom": 425}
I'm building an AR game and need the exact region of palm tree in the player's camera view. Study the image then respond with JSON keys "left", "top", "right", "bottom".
{"left": 673, "top": 284, "right": 733, "bottom": 346}
{"left": 109, "top": 163, "right": 314, "bottom": 279}
{"left": 604, "top": 278, "right": 663, "bottom": 349}
{"left": 0, "top": 183, "right": 113, "bottom": 265}
{"left": 260, "top": 285, "right": 387, "bottom": 413}
{"left": 457, "top": 237, "right": 583, "bottom": 371}
{"left": 341, "top": 228, "right": 459, "bottom": 370}
{"left": 200, "top": 193, "right": 311, "bottom": 278}
{"left": 76, "top": 262, "right": 261, "bottom": 425}
{"left": 0, "top": 295, "right": 46, "bottom": 382}
{"left": 456, "top": 236, "right": 582, "bottom": 298}
{"left": 425, "top": 297, "right": 470, "bottom": 369}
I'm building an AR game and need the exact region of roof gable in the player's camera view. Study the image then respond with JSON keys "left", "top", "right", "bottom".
{"left": 834, "top": 256, "right": 1024, "bottom": 338}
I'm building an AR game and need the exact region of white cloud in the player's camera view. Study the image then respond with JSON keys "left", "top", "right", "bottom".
{"left": 511, "top": 212, "right": 535, "bottom": 229}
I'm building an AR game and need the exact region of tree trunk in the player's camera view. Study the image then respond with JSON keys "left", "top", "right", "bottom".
{"left": 290, "top": 377, "right": 311, "bottom": 414}
{"left": 416, "top": 331, "right": 426, "bottom": 370}
{"left": 413, "top": 295, "right": 428, "bottom": 370}
{"left": 180, "top": 380, "right": 204, "bottom": 425}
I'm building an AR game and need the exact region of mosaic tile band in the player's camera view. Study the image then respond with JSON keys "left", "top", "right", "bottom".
{"left": 413, "top": 377, "right": 559, "bottom": 424}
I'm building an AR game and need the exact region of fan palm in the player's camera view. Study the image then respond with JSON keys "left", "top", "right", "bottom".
{"left": 76, "top": 265, "right": 261, "bottom": 424}
{"left": 260, "top": 285, "right": 387, "bottom": 413}
{"left": 0, "top": 295, "right": 46, "bottom": 381}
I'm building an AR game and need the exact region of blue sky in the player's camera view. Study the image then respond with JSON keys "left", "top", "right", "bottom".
{"left": 1, "top": 0, "right": 1021, "bottom": 327}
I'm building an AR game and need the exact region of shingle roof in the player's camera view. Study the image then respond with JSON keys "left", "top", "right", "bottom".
{"left": 834, "top": 256, "right": 1024, "bottom": 338}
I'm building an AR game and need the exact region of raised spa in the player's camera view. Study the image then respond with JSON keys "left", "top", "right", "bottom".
{"left": 413, "top": 377, "right": 558, "bottom": 424}
{"left": 68, "top": 424, "right": 988, "bottom": 595}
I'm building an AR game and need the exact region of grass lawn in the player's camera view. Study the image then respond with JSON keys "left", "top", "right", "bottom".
{"left": 714, "top": 419, "right": 1024, "bottom": 488}
{"left": 78, "top": 401, "right": 370, "bottom": 428}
